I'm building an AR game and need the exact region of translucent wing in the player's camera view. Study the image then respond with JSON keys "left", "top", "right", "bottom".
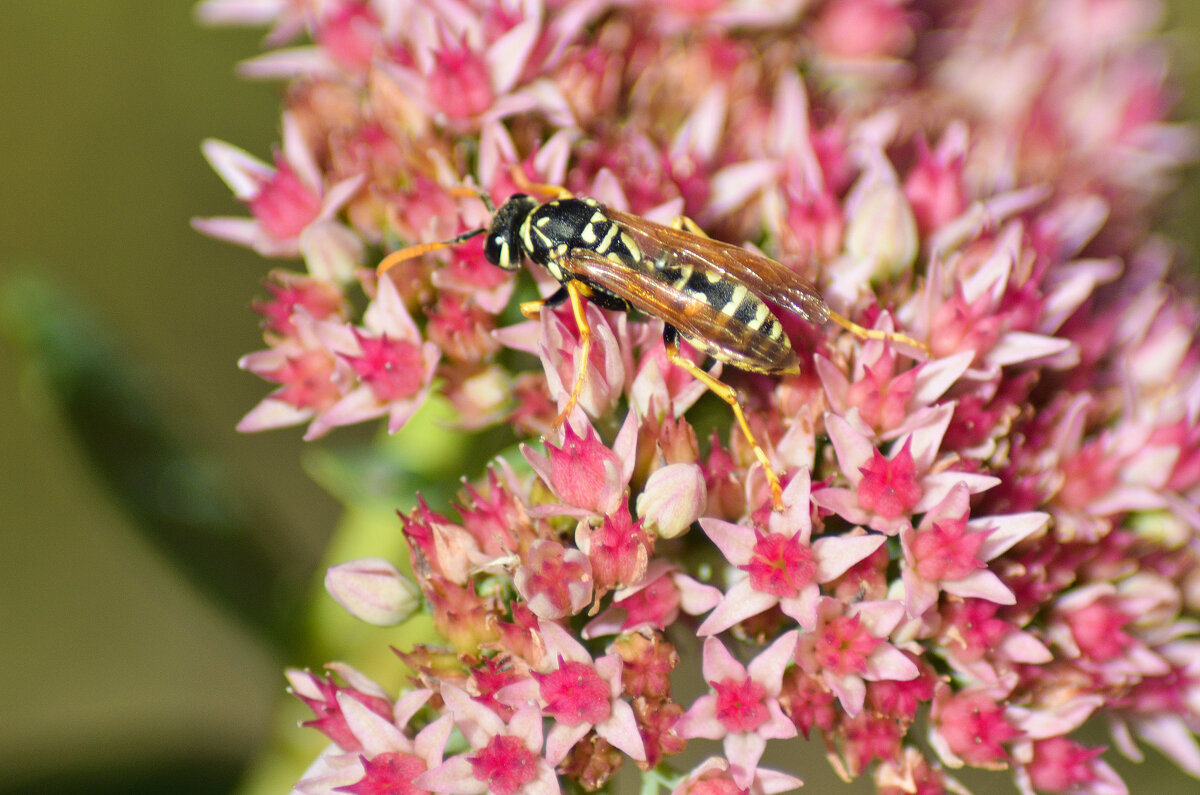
{"left": 559, "top": 248, "right": 799, "bottom": 374}
{"left": 601, "top": 208, "right": 831, "bottom": 325}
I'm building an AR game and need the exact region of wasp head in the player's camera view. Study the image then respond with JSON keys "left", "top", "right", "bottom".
{"left": 484, "top": 194, "right": 539, "bottom": 271}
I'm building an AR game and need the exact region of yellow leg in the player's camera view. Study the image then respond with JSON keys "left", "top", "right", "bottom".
{"left": 554, "top": 280, "right": 592, "bottom": 427}
{"left": 509, "top": 167, "right": 574, "bottom": 200}
{"left": 520, "top": 299, "right": 546, "bottom": 320}
{"left": 670, "top": 215, "right": 709, "bottom": 237}
{"left": 664, "top": 340, "right": 784, "bottom": 511}
{"left": 825, "top": 309, "right": 929, "bottom": 355}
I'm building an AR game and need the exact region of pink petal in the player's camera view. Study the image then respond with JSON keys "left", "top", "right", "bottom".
{"left": 813, "top": 534, "right": 886, "bottom": 582}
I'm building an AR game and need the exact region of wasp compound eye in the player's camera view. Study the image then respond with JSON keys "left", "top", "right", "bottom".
{"left": 484, "top": 194, "right": 538, "bottom": 271}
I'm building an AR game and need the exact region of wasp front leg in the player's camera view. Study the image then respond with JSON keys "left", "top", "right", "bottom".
{"left": 670, "top": 215, "right": 709, "bottom": 237}
{"left": 509, "top": 168, "right": 575, "bottom": 201}
{"left": 662, "top": 327, "right": 785, "bottom": 510}
{"left": 521, "top": 279, "right": 597, "bottom": 427}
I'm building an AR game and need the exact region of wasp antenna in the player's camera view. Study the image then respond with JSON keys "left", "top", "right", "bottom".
{"left": 377, "top": 228, "right": 485, "bottom": 276}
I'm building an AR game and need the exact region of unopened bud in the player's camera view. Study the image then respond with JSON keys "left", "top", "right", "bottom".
{"left": 636, "top": 463, "right": 706, "bottom": 538}
{"left": 325, "top": 558, "right": 420, "bottom": 626}
{"left": 845, "top": 177, "right": 918, "bottom": 281}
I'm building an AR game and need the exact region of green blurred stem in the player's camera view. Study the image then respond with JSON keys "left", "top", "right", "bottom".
{"left": 1, "top": 273, "right": 299, "bottom": 649}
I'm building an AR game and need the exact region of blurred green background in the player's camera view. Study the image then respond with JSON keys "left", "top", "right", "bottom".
{"left": 2, "top": 2, "right": 1200, "bottom": 794}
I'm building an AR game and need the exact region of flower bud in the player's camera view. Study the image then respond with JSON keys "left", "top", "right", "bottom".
{"left": 845, "top": 176, "right": 918, "bottom": 281}
{"left": 636, "top": 463, "right": 706, "bottom": 538}
{"left": 325, "top": 558, "right": 420, "bottom": 626}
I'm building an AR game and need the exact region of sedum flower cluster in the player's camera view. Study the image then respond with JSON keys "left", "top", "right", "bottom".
{"left": 196, "top": 1, "right": 1200, "bottom": 793}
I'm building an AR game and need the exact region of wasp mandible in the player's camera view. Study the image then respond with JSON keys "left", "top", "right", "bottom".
{"left": 378, "top": 177, "right": 928, "bottom": 510}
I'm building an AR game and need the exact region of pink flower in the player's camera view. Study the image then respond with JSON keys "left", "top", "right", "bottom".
{"left": 523, "top": 410, "right": 637, "bottom": 518}
{"left": 304, "top": 276, "right": 440, "bottom": 438}
{"left": 195, "top": 113, "right": 364, "bottom": 275}
{"left": 697, "top": 472, "right": 885, "bottom": 634}
{"left": 512, "top": 539, "right": 593, "bottom": 620}
{"left": 415, "top": 686, "right": 557, "bottom": 795}
{"left": 899, "top": 484, "right": 1047, "bottom": 617}
{"left": 498, "top": 621, "right": 645, "bottom": 765}
{"left": 930, "top": 687, "right": 1019, "bottom": 769}
{"left": 675, "top": 634, "right": 800, "bottom": 789}
{"left": 288, "top": 668, "right": 453, "bottom": 795}
{"left": 583, "top": 560, "right": 722, "bottom": 638}
{"left": 793, "top": 597, "right": 918, "bottom": 716}
{"left": 812, "top": 410, "right": 999, "bottom": 535}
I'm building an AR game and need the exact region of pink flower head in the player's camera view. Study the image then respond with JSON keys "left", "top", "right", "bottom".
{"left": 306, "top": 276, "right": 440, "bottom": 438}
{"left": 930, "top": 687, "right": 1020, "bottom": 769}
{"left": 498, "top": 621, "right": 646, "bottom": 766}
{"left": 812, "top": 409, "right": 1000, "bottom": 535}
{"left": 195, "top": 113, "right": 364, "bottom": 273}
{"left": 584, "top": 560, "right": 722, "bottom": 638}
{"left": 676, "top": 634, "right": 800, "bottom": 789}
{"left": 512, "top": 539, "right": 593, "bottom": 620}
{"left": 203, "top": 3, "right": 1200, "bottom": 794}
{"left": 415, "top": 685, "right": 557, "bottom": 795}
{"left": 793, "top": 597, "right": 918, "bottom": 716}
{"left": 574, "top": 498, "right": 651, "bottom": 595}
{"left": 523, "top": 410, "right": 637, "bottom": 518}
{"left": 698, "top": 472, "right": 886, "bottom": 634}
{"left": 670, "top": 756, "right": 804, "bottom": 795}
{"left": 900, "top": 484, "right": 1048, "bottom": 617}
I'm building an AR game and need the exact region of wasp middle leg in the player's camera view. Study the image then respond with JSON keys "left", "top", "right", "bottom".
{"left": 662, "top": 326, "right": 785, "bottom": 510}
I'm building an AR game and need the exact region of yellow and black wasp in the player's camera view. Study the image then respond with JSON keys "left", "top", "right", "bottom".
{"left": 378, "top": 178, "right": 927, "bottom": 510}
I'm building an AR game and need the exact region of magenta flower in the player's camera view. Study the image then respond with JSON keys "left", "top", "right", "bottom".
{"left": 287, "top": 667, "right": 453, "bottom": 795}
{"left": 195, "top": 113, "right": 364, "bottom": 275}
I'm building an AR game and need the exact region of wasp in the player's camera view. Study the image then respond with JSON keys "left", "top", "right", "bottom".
{"left": 378, "top": 177, "right": 927, "bottom": 510}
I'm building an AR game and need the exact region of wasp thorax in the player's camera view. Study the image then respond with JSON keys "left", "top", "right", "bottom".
{"left": 484, "top": 194, "right": 539, "bottom": 271}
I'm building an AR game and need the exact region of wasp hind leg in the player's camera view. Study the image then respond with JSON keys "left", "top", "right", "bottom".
{"left": 824, "top": 309, "right": 930, "bottom": 356}
{"left": 663, "top": 327, "right": 785, "bottom": 511}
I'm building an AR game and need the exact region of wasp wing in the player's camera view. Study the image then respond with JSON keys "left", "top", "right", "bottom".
{"left": 601, "top": 208, "right": 830, "bottom": 325}
{"left": 559, "top": 248, "right": 799, "bottom": 374}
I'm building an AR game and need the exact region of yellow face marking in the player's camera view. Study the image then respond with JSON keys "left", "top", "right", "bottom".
{"left": 721, "top": 284, "right": 749, "bottom": 317}
{"left": 580, "top": 223, "right": 598, "bottom": 244}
